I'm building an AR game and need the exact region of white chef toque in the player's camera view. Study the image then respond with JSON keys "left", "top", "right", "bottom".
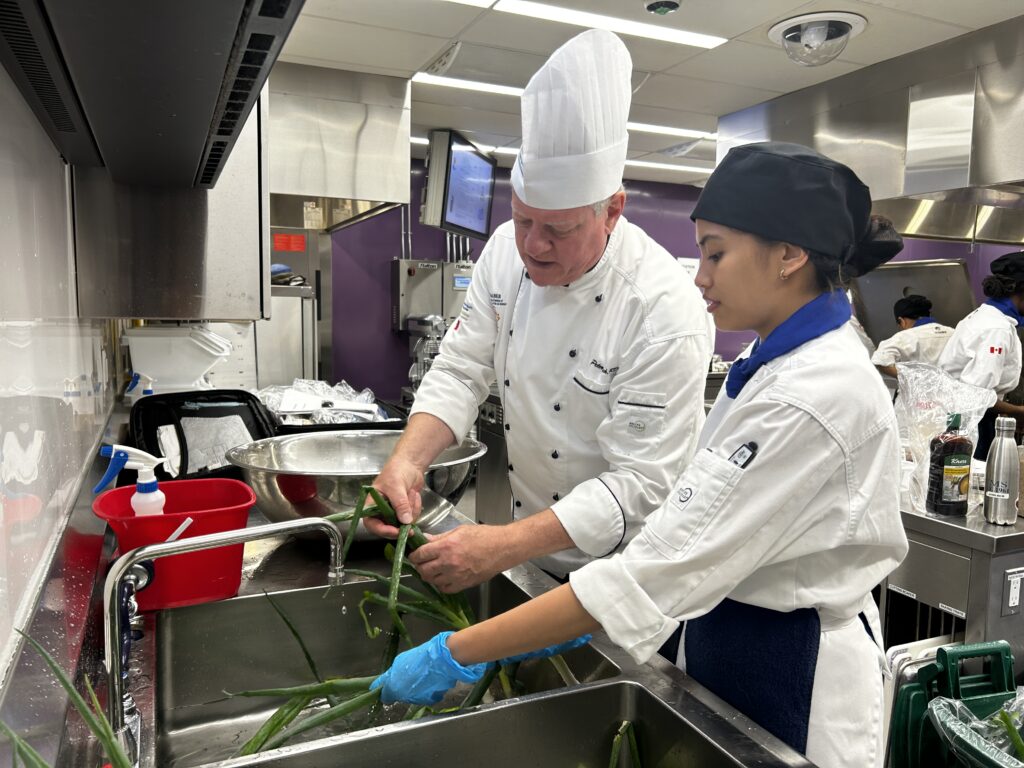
{"left": 511, "top": 29, "right": 632, "bottom": 211}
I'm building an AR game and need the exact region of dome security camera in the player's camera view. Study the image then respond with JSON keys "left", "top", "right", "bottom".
{"left": 643, "top": 0, "right": 680, "bottom": 14}
{"left": 768, "top": 12, "right": 866, "bottom": 67}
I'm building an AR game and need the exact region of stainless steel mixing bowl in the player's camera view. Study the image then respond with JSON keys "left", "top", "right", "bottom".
{"left": 225, "top": 431, "right": 486, "bottom": 534}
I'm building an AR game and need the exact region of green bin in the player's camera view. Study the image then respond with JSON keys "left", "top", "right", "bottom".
{"left": 888, "top": 641, "right": 1016, "bottom": 768}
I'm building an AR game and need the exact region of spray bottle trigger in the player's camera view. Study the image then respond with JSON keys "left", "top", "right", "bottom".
{"left": 93, "top": 449, "right": 130, "bottom": 493}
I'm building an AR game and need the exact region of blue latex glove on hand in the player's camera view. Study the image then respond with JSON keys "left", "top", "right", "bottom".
{"left": 371, "top": 631, "right": 489, "bottom": 705}
{"left": 500, "top": 634, "right": 592, "bottom": 665}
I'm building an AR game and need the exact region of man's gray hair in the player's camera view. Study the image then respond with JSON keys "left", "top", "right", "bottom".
{"left": 592, "top": 186, "right": 625, "bottom": 215}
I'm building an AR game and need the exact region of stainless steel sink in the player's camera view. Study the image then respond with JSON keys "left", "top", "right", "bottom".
{"left": 203, "top": 681, "right": 754, "bottom": 768}
{"left": 153, "top": 575, "right": 619, "bottom": 767}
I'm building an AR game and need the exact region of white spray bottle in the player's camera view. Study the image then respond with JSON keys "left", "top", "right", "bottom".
{"left": 93, "top": 444, "right": 170, "bottom": 516}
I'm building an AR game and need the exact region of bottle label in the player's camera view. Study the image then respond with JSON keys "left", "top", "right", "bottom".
{"left": 942, "top": 454, "right": 970, "bottom": 502}
{"left": 987, "top": 479, "right": 1011, "bottom": 500}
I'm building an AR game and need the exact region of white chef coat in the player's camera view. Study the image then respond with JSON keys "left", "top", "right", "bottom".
{"left": 871, "top": 322, "right": 954, "bottom": 368}
{"left": 938, "top": 303, "right": 1022, "bottom": 396}
{"left": 571, "top": 321, "right": 908, "bottom": 768}
{"left": 411, "top": 217, "right": 712, "bottom": 575}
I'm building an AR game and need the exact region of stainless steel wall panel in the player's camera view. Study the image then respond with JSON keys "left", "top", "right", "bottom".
{"left": 972, "top": 53, "right": 1024, "bottom": 189}
{"left": 904, "top": 72, "right": 976, "bottom": 197}
{"left": 74, "top": 99, "right": 267, "bottom": 320}
{"left": 269, "top": 63, "right": 410, "bottom": 205}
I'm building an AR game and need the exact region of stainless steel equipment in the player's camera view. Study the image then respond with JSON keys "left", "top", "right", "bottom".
{"left": 225, "top": 431, "right": 486, "bottom": 529}
{"left": 985, "top": 417, "right": 1020, "bottom": 525}
{"left": 717, "top": 16, "right": 1024, "bottom": 244}
{"left": 103, "top": 517, "right": 345, "bottom": 765}
{"left": 476, "top": 391, "right": 512, "bottom": 525}
{"left": 391, "top": 258, "right": 444, "bottom": 330}
{"left": 442, "top": 261, "right": 475, "bottom": 322}
{"left": 255, "top": 285, "right": 318, "bottom": 387}
{"left": 74, "top": 96, "right": 270, "bottom": 321}
{"left": 849, "top": 260, "right": 976, "bottom": 346}
{"left": 405, "top": 314, "right": 446, "bottom": 389}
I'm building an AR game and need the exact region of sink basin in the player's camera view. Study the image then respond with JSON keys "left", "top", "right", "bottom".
{"left": 203, "top": 681, "right": 752, "bottom": 767}
{"left": 153, "top": 574, "right": 619, "bottom": 766}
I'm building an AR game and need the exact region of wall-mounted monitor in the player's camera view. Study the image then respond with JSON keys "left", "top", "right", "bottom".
{"left": 420, "top": 129, "right": 497, "bottom": 240}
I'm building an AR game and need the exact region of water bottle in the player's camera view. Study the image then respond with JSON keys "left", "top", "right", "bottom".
{"left": 984, "top": 416, "right": 1019, "bottom": 525}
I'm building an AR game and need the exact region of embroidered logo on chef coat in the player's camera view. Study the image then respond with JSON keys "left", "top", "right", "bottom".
{"left": 990, "top": 346, "right": 1004, "bottom": 354}
{"left": 670, "top": 486, "right": 695, "bottom": 511}
{"left": 490, "top": 292, "right": 507, "bottom": 308}
{"left": 627, "top": 419, "right": 646, "bottom": 435}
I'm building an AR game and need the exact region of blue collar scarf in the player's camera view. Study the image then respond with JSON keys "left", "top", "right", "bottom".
{"left": 726, "top": 290, "right": 852, "bottom": 399}
{"left": 913, "top": 317, "right": 937, "bottom": 327}
{"left": 985, "top": 298, "right": 1024, "bottom": 325}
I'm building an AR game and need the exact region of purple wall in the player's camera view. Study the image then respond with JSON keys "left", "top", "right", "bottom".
{"left": 331, "top": 161, "right": 1018, "bottom": 398}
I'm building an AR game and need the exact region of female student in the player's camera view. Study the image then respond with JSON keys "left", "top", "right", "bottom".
{"left": 373, "top": 142, "right": 909, "bottom": 768}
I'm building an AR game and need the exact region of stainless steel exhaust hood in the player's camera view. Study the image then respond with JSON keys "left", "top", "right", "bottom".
{"left": 268, "top": 63, "right": 411, "bottom": 231}
{"left": 717, "top": 16, "right": 1024, "bottom": 244}
{"left": 0, "top": 0, "right": 303, "bottom": 188}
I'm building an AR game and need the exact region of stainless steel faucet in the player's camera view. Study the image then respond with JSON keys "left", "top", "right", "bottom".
{"left": 103, "top": 518, "right": 345, "bottom": 766}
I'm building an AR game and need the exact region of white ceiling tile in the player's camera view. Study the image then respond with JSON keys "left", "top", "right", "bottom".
{"left": 460, "top": 13, "right": 579, "bottom": 57}
{"left": 632, "top": 73, "right": 781, "bottom": 116}
{"left": 857, "top": 0, "right": 1024, "bottom": 30}
{"left": 412, "top": 101, "right": 522, "bottom": 135}
{"left": 412, "top": 82, "right": 522, "bottom": 115}
{"left": 628, "top": 104, "right": 718, "bottom": 134}
{"left": 301, "top": 0, "right": 485, "bottom": 37}
{"left": 738, "top": 0, "right": 971, "bottom": 66}
{"left": 282, "top": 16, "right": 450, "bottom": 75}
{"left": 548, "top": 0, "right": 820, "bottom": 39}
{"left": 667, "top": 40, "right": 862, "bottom": 91}
{"left": 442, "top": 44, "right": 547, "bottom": 88}
{"left": 618, "top": 37, "right": 707, "bottom": 73}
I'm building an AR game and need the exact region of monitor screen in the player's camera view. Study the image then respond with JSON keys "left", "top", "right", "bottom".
{"left": 441, "top": 133, "right": 496, "bottom": 239}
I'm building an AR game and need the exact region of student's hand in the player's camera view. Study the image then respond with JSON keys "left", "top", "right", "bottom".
{"left": 371, "top": 632, "right": 489, "bottom": 705}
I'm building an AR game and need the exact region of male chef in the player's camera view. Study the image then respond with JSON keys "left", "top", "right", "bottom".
{"left": 368, "top": 29, "right": 712, "bottom": 592}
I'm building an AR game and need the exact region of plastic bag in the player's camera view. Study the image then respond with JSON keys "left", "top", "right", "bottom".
{"left": 928, "top": 696, "right": 1024, "bottom": 767}
{"left": 894, "top": 362, "right": 996, "bottom": 516}
{"left": 254, "top": 379, "right": 386, "bottom": 424}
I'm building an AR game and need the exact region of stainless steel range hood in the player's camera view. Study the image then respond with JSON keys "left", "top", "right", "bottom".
{"left": 268, "top": 63, "right": 411, "bottom": 231}
{"left": 717, "top": 16, "right": 1024, "bottom": 244}
{"left": 0, "top": 0, "right": 303, "bottom": 188}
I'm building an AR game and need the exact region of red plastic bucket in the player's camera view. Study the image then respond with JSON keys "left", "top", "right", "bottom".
{"left": 93, "top": 478, "right": 256, "bottom": 611}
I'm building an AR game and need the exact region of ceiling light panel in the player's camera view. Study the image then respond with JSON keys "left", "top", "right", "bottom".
{"left": 412, "top": 72, "right": 524, "bottom": 96}
{"left": 440, "top": 0, "right": 725, "bottom": 48}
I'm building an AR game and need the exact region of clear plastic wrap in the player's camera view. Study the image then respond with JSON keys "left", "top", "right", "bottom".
{"left": 894, "top": 362, "right": 996, "bottom": 516}
{"left": 928, "top": 695, "right": 1024, "bottom": 767}
{"left": 254, "top": 379, "right": 386, "bottom": 424}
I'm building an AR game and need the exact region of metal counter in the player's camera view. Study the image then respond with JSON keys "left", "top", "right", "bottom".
{"left": 884, "top": 506, "right": 1024, "bottom": 666}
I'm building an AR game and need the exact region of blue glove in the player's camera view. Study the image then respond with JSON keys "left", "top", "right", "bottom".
{"left": 500, "top": 634, "right": 592, "bottom": 664}
{"left": 371, "top": 631, "right": 489, "bottom": 705}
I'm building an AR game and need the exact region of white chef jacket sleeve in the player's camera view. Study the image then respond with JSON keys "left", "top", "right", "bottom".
{"left": 569, "top": 396, "right": 854, "bottom": 663}
{"left": 956, "top": 325, "right": 1018, "bottom": 392}
{"left": 871, "top": 333, "right": 904, "bottom": 367}
{"left": 552, "top": 331, "right": 709, "bottom": 558}
{"left": 409, "top": 244, "right": 498, "bottom": 440}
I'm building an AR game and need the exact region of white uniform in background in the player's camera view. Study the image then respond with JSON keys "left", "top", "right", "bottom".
{"left": 939, "top": 303, "right": 1022, "bottom": 395}
{"left": 571, "top": 322, "right": 908, "bottom": 768}
{"left": 871, "top": 322, "right": 954, "bottom": 368}
{"left": 411, "top": 217, "right": 712, "bottom": 575}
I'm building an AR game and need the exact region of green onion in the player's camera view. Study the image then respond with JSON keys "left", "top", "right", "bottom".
{"left": 225, "top": 677, "right": 377, "bottom": 699}
{"left": 236, "top": 694, "right": 311, "bottom": 756}
{"left": 547, "top": 654, "right": 579, "bottom": 687}
{"left": 262, "top": 689, "right": 380, "bottom": 751}
{"left": 462, "top": 664, "right": 500, "bottom": 709}
{"left": 998, "top": 710, "right": 1024, "bottom": 760}
{"left": 388, "top": 525, "right": 414, "bottom": 645}
{"left": 0, "top": 720, "right": 50, "bottom": 768}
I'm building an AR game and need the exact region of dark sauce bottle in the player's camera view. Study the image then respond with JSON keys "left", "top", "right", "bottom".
{"left": 926, "top": 413, "right": 973, "bottom": 516}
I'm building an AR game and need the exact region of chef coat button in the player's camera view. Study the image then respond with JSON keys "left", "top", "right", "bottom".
{"left": 515, "top": 500, "right": 522, "bottom": 508}
{"left": 569, "top": 349, "right": 577, "bottom": 358}
{"left": 553, "top": 403, "right": 561, "bottom": 412}
{"left": 551, "top": 450, "right": 559, "bottom": 459}
{"left": 504, "top": 379, "right": 510, "bottom": 387}
{"left": 552, "top": 493, "right": 560, "bottom": 501}
{"left": 509, "top": 329, "right": 513, "bottom": 337}
{"left": 508, "top": 464, "right": 513, "bottom": 472}
{"left": 504, "top": 423, "right": 510, "bottom": 431}
{"left": 595, "top": 294, "right": 603, "bottom": 303}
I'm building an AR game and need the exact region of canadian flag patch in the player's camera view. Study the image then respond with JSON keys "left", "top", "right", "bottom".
{"left": 990, "top": 346, "right": 1003, "bottom": 354}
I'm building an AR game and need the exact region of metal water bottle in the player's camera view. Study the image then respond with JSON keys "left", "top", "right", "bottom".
{"left": 984, "top": 416, "right": 1020, "bottom": 525}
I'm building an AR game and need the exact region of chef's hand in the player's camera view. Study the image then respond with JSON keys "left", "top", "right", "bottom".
{"left": 408, "top": 524, "right": 509, "bottom": 593}
{"left": 365, "top": 457, "right": 424, "bottom": 538}
{"left": 371, "top": 631, "right": 489, "bottom": 705}
{"left": 500, "top": 634, "right": 592, "bottom": 664}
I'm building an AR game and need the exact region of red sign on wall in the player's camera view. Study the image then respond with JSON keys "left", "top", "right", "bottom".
{"left": 273, "top": 233, "right": 307, "bottom": 253}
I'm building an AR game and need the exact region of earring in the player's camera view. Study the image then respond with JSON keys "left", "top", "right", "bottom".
{"left": 779, "top": 269, "right": 788, "bottom": 281}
